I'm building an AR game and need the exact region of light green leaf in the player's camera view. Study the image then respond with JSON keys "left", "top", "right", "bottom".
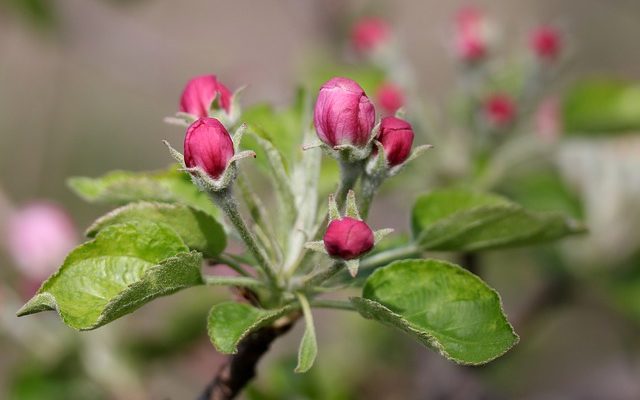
{"left": 67, "top": 165, "right": 218, "bottom": 217}
{"left": 86, "top": 202, "right": 226, "bottom": 257}
{"left": 17, "top": 222, "right": 204, "bottom": 330}
{"left": 351, "top": 259, "right": 518, "bottom": 365}
{"left": 563, "top": 79, "right": 640, "bottom": 135}
{"left": 295, "top": 293, "right": 318, "bottom": 373}
{"left": 411, "top": 188, "right": 585, "bottom": 251}
{"left": 207, "top": 302, "right": 294, "bottom": 354}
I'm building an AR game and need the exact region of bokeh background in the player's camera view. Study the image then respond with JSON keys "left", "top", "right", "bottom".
{"left": 1, "top": 0, "right": 640, "bottom": 399}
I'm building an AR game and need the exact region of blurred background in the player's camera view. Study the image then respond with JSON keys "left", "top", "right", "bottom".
{"left": 1, "top": 0, "right": 640, "bottom": 399}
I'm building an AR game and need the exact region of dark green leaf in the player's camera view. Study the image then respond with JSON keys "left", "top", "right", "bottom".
{"left": 67, "top": 165, "right": 218, "bottom": 217}
{"left": 17, "top": 222, "right": 204, "bottom": 330}
{"left": 563, "top": 79, "right": 640, "bottom": 135}
{"left": 351, "top": 259, "right": 518, "bottom": 365}
{"left": 207, "top": 302, "right": 294, "bottom": 354}
{"left": 411, "top": 188, "right": 585, "bottom": 251}
{"left": 86, "top": 202, "right": 226, "bottom": 257}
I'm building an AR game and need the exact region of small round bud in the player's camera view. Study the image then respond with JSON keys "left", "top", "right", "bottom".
{"left": 5, "top": 202, "right": 77, "bottom": 281}
{"left": 179, "top": 75, "right": 232, "bottom": 118}
{"left": 323, "top": 217, "right": 375, "bottom": 260}
{"left": 378, "top": 116, "right": 414, "bottom": 166}
{"left": 313, "top": 77, "right": 376, "bottom": 148}
{"left": 483, "top": 93, "right": 517, "bottom": 128}
{"left": 184, "top": 117, "right": 235, "bottom": 179}
{"left": 351, "top": 17, "right": 390, "bottom": 54}
{"left": 529, "top": 25, "right": 562, "bottom": 62}
{"left": 377, "top": 82, "right": 405, "bottom": 116}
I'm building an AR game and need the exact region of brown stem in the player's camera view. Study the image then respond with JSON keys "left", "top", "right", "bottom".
{"left": 198, "top": 314, "right": 300, "bottom": 400}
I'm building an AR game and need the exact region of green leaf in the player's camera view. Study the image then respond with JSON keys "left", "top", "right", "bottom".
{"left": 351, "top": 259, "right": 518, "bottom": 365}
{"left": 17, "top": 222, "right": 204, "bottom": 330}
{"left": 411, "top": 188, "right": 585, "bottom": 251}
{"left": 67, "top": 165, "right": 218, "bottom": 217}
{"left": 207, "top": 302, "right": 294, "bottom": 354}
{"left": 563, "top": 79, "right": 640, "bottom": 135}
{"left": 295, "top": 294, "right": 318, "bottom": 373}
{"left": 86, "top": 202, "right": 226, "bottom": 257}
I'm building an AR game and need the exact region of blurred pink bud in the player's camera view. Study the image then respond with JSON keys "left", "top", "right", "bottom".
{"left": 184, "top": 117, "right": 235, "bottom": 179}
{"left": 483, "top": 93, "right": 517, "bottom": 128}
{"left": 377, "top": 82, "right": 405, "bottom": 115}
{"left": 453, "top": 6, "right": 489, "bottom": 62}
{"left": 179, "top": 75, "right": 232, "bottom": 118}
{"left": 323, "top": 217, "right": 374, "bottom": 260}
{"left": 529, "top": 25, "right": 562, "bottom": 62}
{"left": 535, "top": 97, "right": 561, "bottom": 142}
{"left": 5, "top": 202, "right": 77, "bottom": 281}
{"left": 351, "top": 17, "right": 391, "bottom": 53}
{"left": 313, "top": 77, "right": 376, "bottom": 148}
{"left": 378, "top": 116, "right": 414, "bottom": 166}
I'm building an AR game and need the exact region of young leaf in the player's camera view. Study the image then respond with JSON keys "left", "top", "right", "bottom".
{"left": 295, "top": 294, "right": 318, "bottom": 373}
{"left": 351, "top": 259, "right": 518, "bottom": 365}
{"left": 67, "top": 165, "right": 218, "bottom": 217}
{"left": 411, "top": 188, "right": 585, "bottom": 251}
{"left": 86, "top": 202, "right": 226, "bottom": 257}
{"left": 17, "top": 221, "right": 204, "bottom": 330}
{"left": 207, "top": 302, "right": 294, "bottom": 354}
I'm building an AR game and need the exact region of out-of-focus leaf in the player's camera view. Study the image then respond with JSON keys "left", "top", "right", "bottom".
{"left": 411, "top": 188, "right": 585, "bottom": 251}
{"left": 351, "top": 259, "right": 519, "bottom": 365}
{"left": 563, "top": 79, "right": 640, "bottom": 135}
{"left": 17, "top": 222, "right": 203, "bottom": 330}
{"left": 86, "top": 202, "right": 226, "bottom": 257}
{"left": 207, "top": 302, "right": 294, "bottom": 354}
{"left": 4, "top": 0, "right": 57, "bottom": 30}
{"left": 67, "top": 165, "right": 218, "bottom": 217}
{"left": 295, "top": 294, "right": 317, "bottom": 373}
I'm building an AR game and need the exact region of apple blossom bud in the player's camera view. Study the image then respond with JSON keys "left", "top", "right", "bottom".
{"left": 5, "top": 202, "right": 77, "bottom": 281}
{"left": 483, "top": 93, "right": 517, "bottom": 128}
{"left": 453, "top": 6, "right": 490, "bottom": 63}
{"left": 377, "top": 82, "right": 405, "bottom": 116}
{"left": 378, "top": 116, "right": 414, "bottom": 166}
{"left": 529, "top": 25, "right": 562, "bottom": 62}
{"left": 179, "top": 75, "right": 232, "bottom": 118}
{"left": 351, "top": 17, "right": 390, "bottom": 54}
{"left": 323, "top": 217, "right": 375, "bottom": 260}
{"left": 184, "top": 117, "right": 235, "bottom": 179}
{"left": 313, "top": 77, "right": 376, "bottom": 148}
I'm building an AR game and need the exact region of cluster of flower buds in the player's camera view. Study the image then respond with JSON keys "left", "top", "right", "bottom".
{"left": 166, "top": 74, "right": 243, "bottom": 128}
{"left": 310, "top": 76, "right": 429, "bottom": 170}
{"left": 452, "top": 6, "right": 495, "bottom": 64}
{"left": 305, "top": 191, "right": 392, "bottom": 277}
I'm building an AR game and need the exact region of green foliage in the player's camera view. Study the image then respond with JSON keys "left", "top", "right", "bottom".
{"left": 295, "top": 294, "right": 318, "bottom": 373}
{"left": 17, "top": 222, "right": 204, "bottom": 330}
{"left": 67, "top": 166, "right": 218, "bottom": 217}
{"left": 563, "top": 79, "right": 640, "bottom": 134}
{"left": 351, "top": 259, "right": 519, "bottom": 365}
{"left": 86, "top": 202, "right": 226, "bottom": 258}
{"left": 411, "top": 188, "right": 585, "bottom": 251}
{"left": 207, "top": 302, "right": 294, "bottom": 354}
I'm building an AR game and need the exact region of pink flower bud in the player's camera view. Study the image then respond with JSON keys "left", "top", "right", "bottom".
{"left": 313, "top": 77, "right": 376, "bottom": 148}
{"left": 5, "top": 202, "right": 77, "bottom": 281}
{"left": 535, "top": 97, "right": 561, "bottom": 142}
{"left": 323, "top": 217, "right": 374, "bottom": 260}
{"left": 529, "top": 25, "right": 562, "bottom": 62}
{"left": 378, "top": 116, "right": 414, "bottom": 166}
{"left": 184, "top": 117, "right": 235, "bottom": 179}
{"left": 483, "top": 93, "right": 517, "bottom": 128}
{"left": 179, "top": 75, "right": 232, "bottom": 118}
{"left": 351, "top": 17, "right": 390, "bottom": 54}
{"left": 377, "top": 82, "right": 405, "bottom": 116}
{"left": 453, "top": 6, "right": 489, "bottom": 62}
